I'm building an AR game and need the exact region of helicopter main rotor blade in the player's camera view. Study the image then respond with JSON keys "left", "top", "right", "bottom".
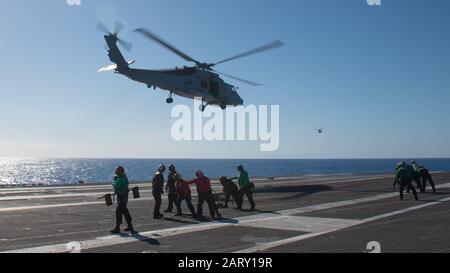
{"left": 96, "top": 22, "right": 111, "bottom": 35}
{"left": 214, "top": 70, "right": 262, "bottom": 86}
{"left": 114, "top": 20, "right": 125, "bottom": 35}
{"left": 118, "top": 39, "right": 133, "bottom": 52}
{"left": 134, "top": 28, "right": 201, "bottom": 65}
{"left": 213, "top": 40, "right": 285, "bottom": 67}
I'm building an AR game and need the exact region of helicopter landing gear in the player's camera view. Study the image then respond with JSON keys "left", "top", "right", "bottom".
{"left": 220, "top": 103, "right": 227, "bottom": 110}
{"left": 166, "top": 92, "right": 174, "bottom": 104}
{"left": 199, "top": 98, "right": 208, "bottom": 112}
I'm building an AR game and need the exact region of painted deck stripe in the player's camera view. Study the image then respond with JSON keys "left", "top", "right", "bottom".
{"left": 1, "top": 172, "right": 444, "bottom": 194}
{"left": 0, "top": 175, "right": 394, "bottom": 203}
{"left": 234, "top": 196, "right": 450, "bottom": 253}
{"left": 4, "top": 182, "right": 450, "bottom": 253}
{"left": 0, "top": 174, "right": 392, "bottom": 194}
{"left": 1, "top": 178, "right": 448, "bottom": 214}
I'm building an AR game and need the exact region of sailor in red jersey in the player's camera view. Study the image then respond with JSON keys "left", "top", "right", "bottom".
{"left": 186, "top": 170, "right": 221, "bottom": 219}
{"left": 174, "top": 173, "right": 197, "bottom": 217}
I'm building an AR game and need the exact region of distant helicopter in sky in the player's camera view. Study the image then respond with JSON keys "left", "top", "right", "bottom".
{"left": 97, "top": 21, "right": 284, "bottom": 112}
{"left": 315, "top": 128, "right": 323, "bottom": 134}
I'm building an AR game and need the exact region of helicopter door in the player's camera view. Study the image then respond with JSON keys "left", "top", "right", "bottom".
{"left": 209, "top": 80, "right": 219, "bottom": 98}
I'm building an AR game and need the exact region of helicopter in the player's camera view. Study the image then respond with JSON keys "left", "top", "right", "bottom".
{"left": 97, "top": 21, "right": 284, "bottom": 112}
{"left": 315, "top": 128, "right": 323, "bottom": 134}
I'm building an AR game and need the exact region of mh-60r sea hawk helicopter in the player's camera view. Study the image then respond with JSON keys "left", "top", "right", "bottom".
{"left": 97, "top": 22, "right": 284, "bottom": 112}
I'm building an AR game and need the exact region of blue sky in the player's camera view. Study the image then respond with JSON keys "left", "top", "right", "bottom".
{"left": 0, "top": 0, "right": 449, "bottom": 159}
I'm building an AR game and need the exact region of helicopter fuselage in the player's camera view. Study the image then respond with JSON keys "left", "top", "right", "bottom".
{"left": 120, "top": 67, "right": 243, "bottom": 107}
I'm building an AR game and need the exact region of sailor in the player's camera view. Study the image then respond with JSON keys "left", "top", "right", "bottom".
{"left": 393, "top": 162, "right": 419, "bottom": 201}
{"left": 152, "top": 164, "right": 165, "bottom": 219}
{"left": 219, "top": 176, "right": 239, "bottom": 208}
{"left": 418, "top": 165, "right": 436, "bottom": 194}
{"left": 174, "top": 173, "right": 197, "bottom": 217}
{"left": 164, "top": 164, "right": 178, "bottom": 213}
{"left": 111, "top": 166, "right": 134, "bottom": 234}
{"left": 232, "top": 165, "right": 256, "bottom": 211}
{"left": 186, "top": 170, "right": 220, "bottom": 219}
{"left": 405, "top": 162, "right": 423, "bottom": 193}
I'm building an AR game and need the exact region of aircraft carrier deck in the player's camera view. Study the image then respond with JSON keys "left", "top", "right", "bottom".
{"left": 1, "top": 172, "right": 450, "bottom": 253}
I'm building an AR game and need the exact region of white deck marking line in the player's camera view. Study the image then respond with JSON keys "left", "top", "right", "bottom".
{"left": 234, "top": 195, "right": 450, "bottom": 253}
{"left": 1, "top": 178, "right": 449, "bottom": 214}
{"left": 0, "top": 177, "right": 298, "bottom": 192}
{"left": 0, "top": 174, "right": 394, "bottom": 203}
{"left": 280, "top": 182, "right": 450, "bottom": 215}
{"left": 0, "top": 197, "right": 151, "bottom": 212}
{"left": 0, "top": 190, "right": 295, "bottom": 212}
{"left": 0, "top": 191, "right": 299, "bottom": 213}
{"left": 239, "top": 216, "right": 360, "bottom": 233}
{"left": 1, "top": 172, "right": 445, "bottom": 193}
{"left": 3, "top": 212, "right": 350, "bottom": 253}
{"left": 5, "top": 183, "right": 450, "bottom": 253}
{"left": 2, "top": 215, "right": 288, "bottom": 253}
{"left": 0, "top": 174, "right": 392, "bottom": 194}
{"left": 0, "top": 189, "right": 158, "bottom": 201}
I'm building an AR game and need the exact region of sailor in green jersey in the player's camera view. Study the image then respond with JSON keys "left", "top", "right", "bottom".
{"left": 232, "top": 164, "right": 256, "bottom": 211}
{"left": 418, "top": 165, "right": 437, "bottom": 194}
{"left": 111, "top": 166, "right": 134, "bottom": 234}
{"left": 405, "top": 162, "right": 423, "bottom": 192}
{"left": 393, "top": 162, "right": 419, "bottom": 201}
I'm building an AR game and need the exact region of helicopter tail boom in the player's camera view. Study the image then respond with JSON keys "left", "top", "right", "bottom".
{"left": 104, "top": 34, "right": 129, "bottom": 73}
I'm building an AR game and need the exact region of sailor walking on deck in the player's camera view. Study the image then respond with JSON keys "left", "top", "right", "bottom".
{"left": 232, "top": 164, "right": 256, "bottom": 211}
{"left": 220, "top": 176, "right": 239, "bottom": 208}
{"left": 393, "top": 162, "right": 419, "bottom": 201}
{"left": 110, "top": 166, "right": 134, "bottom": 234}
{"left": 406, "top": 161, "right": 423, "bottom": 192}
{"left": 152, "top": 164, "right": 166, "bottom": 219}
{"left": 174, "top": 173, "right": 197, "bottom": 217}
{"left": 187, "top": 170, "right": 220, "bottom": 219}
{"left": 164, "top": 164, "right": 178, "bottom": 213}
{"left": 418, "top": 165, "right": 437, "bottom": 194}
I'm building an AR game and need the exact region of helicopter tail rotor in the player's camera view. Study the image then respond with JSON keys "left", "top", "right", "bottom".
{"left": 97, "top": 21, "right": 133, "bottom": 52}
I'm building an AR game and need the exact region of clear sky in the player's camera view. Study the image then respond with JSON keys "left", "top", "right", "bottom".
{"left": 0, "top": 0, "right": 450, "bottom": 159}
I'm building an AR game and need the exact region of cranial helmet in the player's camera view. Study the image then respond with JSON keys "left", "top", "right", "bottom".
{"left": 115, "top": 166, "right": 125, "bottom": 175}
{"left": 158, "top": 164, "right": 166, "bottom": 172}
{"left": 220, "top": 176, "right": 228, "bottom": 183}
{"left": 195, "top": 170, "right": 204, "bottom": 177}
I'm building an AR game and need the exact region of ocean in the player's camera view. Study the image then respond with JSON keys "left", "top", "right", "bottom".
{"left": 0, "top": 158, "right": 449, "bottom": 186}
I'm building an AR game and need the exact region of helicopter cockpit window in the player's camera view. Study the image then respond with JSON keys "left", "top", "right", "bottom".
{"left": 201, "top": 80, "right": 208, "bottom": 89}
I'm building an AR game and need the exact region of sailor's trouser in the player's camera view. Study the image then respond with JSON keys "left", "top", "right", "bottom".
{"left": 116, "top": 194, "right": 132, "bottom": 226}
{"left": 399, "top": 179, "right": 418, "bottom": 200}
{"left": 238, "top": 185, "right": 255, "bottom": 210}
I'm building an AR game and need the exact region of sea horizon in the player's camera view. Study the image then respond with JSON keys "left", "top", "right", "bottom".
{"left": 1, "top": 158, "right": 449, "bottom": 186}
